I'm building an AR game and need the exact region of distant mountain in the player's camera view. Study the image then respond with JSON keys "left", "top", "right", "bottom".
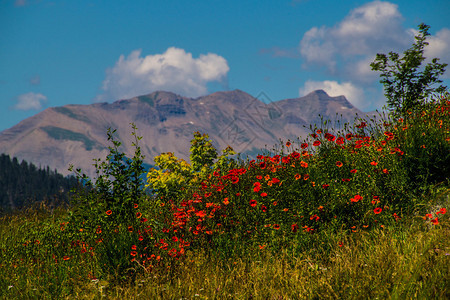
{"left": 0, "top": 89, "right": 365, "bottom": 177}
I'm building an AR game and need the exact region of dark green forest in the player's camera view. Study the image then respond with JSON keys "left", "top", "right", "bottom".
{"left": 0, "top": 154, "right": 79, "bottom": 214}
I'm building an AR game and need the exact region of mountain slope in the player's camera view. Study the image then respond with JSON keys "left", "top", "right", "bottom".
{"left": 0, "top": 89, "right": 365, "bottom": 177}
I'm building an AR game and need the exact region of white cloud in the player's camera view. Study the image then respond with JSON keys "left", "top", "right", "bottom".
{"left": 297, "top": 1, "right": 450, "bottom": 110}
{"left": 300, "top": 1, "right": 410, "bottom": 80}
{"left": 425, "top": 28, "right": 450, "bottom": 66}
{"left": 96, "top": 47, "right": 229, "bottom": 102}
{"left": 14, "top": 92, "right": 47, "bottom": 110}
{"left": 299, "top": 80, "right": 366, "bottom": 109}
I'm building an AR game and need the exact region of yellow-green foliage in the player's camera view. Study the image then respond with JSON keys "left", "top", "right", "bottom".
{"left": 146, "top": 131, "right": 235, "bottom": 199}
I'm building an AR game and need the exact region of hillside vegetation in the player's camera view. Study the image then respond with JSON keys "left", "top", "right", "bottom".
{"left": 0, "top": 23, "right": 449, "bottom": 299}
{"left": 0, "top": 154, "right": 79, "bottom": 214}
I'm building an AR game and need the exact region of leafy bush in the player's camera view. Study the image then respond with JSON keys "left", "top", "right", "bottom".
{"left": 66, "top": 123, "right": 149, "bottom": 280}
{"left": 370, "top": 23, "right": 447, "bottom": 117}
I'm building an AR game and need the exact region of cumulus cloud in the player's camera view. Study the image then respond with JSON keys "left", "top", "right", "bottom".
{"left": 299, "top": 80, "right": 366, "bottom": 109}
{"left": 425, "top": 28, "right": 450, "bottom": 77}
{"left": 296, "top": 1, "right": 450, "bottom": 109}
{"left": 13, "top": 92, "right": 47, "bottom": 110}
{"left": 300, "top": 1, "right": 410, "bottom": 80}
{"left": 96, "top": 47, "right": 230, "bottom": 102}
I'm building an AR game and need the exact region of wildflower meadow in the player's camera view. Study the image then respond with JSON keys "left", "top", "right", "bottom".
{"left": 1, "top": 94, "right": 449, "bottom": 299}
{"left": 1, "top": 24, "right": 449, "bottom": 299}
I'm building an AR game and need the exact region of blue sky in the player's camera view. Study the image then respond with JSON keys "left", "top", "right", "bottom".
{"left": 1, "top": 0, "right": 449, "bottom": 131}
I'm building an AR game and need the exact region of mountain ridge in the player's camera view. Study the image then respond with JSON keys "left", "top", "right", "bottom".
{"left": 0, "top": 89, "right": 368, "bottom": 177}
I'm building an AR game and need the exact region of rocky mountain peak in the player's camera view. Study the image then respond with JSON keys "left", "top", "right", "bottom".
{"left": 0, "top": 89, "right": 365, "bottom": 177}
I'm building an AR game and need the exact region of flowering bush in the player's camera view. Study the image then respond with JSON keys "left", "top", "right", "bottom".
{"left": 2, "top": 96, "right": 448, "bottom": 288}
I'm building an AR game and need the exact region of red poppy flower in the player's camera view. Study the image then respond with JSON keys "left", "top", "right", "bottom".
{"left": 350, "top": 195, "right": 362, "bottom": 203}
{"left": 63, "top": 256, "right": 70, "bottom": 261}
{"left": 250, "top": 199, "right": 257, "bottom": 207}
{"left": 130, "top": 251, "right": 137, "bottom": 257}
{"left": 313, "top": 140, "right": 321, "bottom": 147}
{"left": 324, "top": 133, "right": 336, "bottom": 141}
{"left": 436, "top": 207, "right": 447, "bottom": 215}
{"left": 350, "top": 169, "right": 358, "bottom": 174}
{"left": 253, "top": 182, "right": 261, "bottom": 192}
{"left": 310, "top": 214, "right": 320, "bottom": 221}
{"left": 336, "top": 161, "right": 343, "bottom": 168}
{"left": 431, "top": 217, "right": 439, "bottom": 225}
{"left": 131, "top": 245, "right": 137, "bottom": 250}
{"left": 338, "top": 241, "right": 344, "bottom": 247}
{"left": 261, "top": 205, "right": 267, "bottom": 212}
{"left": 301, "top": 143, "right": 309, "bottom": 149}
{"left": 322, "top": 184, "right": 329, "bottom": 189}
{"left": 356, "top": 122, "right": 367, "bottom": 129}
{"left": 195, "top": 210, "right": 207, "bottom": 218}
{"left": 286, "top": 141, "right": 291, "bottom": 147}
{"left": 134, "top": 203, "right": 139, "bottom": 209}
{"left": 273, "top": 224, "right": 280, "bottom": 230}
{"left": 282, "top": 156, "right": 290, "bottom": 164}
{"left": 291, "top": 223, "right": 299, "bottom": 233}
{"left": 336, "top": 137, "right": 345, "bottom": 145}
{"left": 295, "top": 173, "right": 302, "bottom": 180}
{"left": 392, "top": 213, "right": 401, "bottom": 221}
{"left": 345, "top": 133, "right": 353, "bottom": 140}
{"left": 136, "top": 212, "right": 142, "bottom": 218}
{"left": 373, "top": 207, "right": 382, "bottom": 214}
{"left": 261, "top": 192, "right": 268, "bottom": 197}
{"left": 370, "top": 161, "right": 378, "bottom": 166}
{"left": 384, "top": 131, "right": 394, "bottom": 140}
{"left": 300, "top": 161, "right": 308, "bottom": 168}
{"left": 106, "top": 210, "right": 112, "bottom": 215}
{"left": 128, "top": 226, "right": 133, "bottom": 232}
{"left": 291, "top": 151, "right": 300, "bottom": 159}
{"left": 371, "top": 195, "right": 380, "bottom": 205}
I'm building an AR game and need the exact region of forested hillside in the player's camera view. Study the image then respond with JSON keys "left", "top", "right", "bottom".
{"left": 0, "top": 154, "right": 79, "bottom": 213}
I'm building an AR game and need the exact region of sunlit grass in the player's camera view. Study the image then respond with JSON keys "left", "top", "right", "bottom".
{"left": 3, "top": 207, "right": 447, "bottom": 299}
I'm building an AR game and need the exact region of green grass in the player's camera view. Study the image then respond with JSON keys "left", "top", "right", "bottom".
{"left": 1, "top": 97, "right": 449, "bottom": 299}
{"left": 1, "top": 207, "right": 448, "bottom": 299}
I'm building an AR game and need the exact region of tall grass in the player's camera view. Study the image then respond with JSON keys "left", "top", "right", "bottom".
{"left": 1, "top": 96, "right": 449, "bottom": 299}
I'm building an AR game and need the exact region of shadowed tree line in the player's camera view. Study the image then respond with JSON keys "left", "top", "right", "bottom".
{"left": 0, "top": 154, "right": 79, "bottom": 214}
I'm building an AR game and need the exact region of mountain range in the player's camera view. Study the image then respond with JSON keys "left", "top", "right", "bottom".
{"left": 0, "top": 89, "right": 367, "bottom": 177}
